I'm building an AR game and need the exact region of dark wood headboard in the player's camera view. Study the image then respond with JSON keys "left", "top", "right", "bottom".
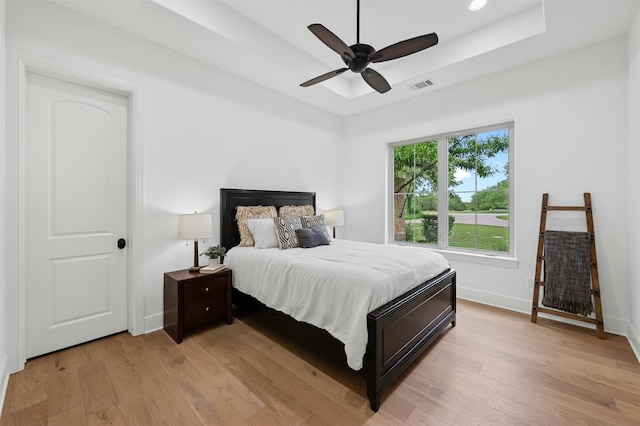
{"left": 220, "top": 188, "right": 316, "bottom": 249}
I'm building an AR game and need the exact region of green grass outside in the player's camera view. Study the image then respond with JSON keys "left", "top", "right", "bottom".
{"left": 405, "top": 222, "right": 509, "bottom": 252}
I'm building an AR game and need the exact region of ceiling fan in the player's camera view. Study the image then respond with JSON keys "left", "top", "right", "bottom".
{"left": 300, "top": 0, "right": 439, "bottom": 94}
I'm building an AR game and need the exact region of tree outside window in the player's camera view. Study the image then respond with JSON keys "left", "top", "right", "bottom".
{"left": 392, "top": 124, "right": 511, "bottom": 254}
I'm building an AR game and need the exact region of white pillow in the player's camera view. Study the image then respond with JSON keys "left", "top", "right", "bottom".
{"left": 245, "top": 218, "right": 278, "bottom": 249}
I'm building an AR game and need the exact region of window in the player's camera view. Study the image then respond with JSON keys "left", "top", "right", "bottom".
{"left": 391, "top": 123, "right": 512, "bottom": 255}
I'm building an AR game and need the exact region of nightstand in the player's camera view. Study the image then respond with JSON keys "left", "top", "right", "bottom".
{"left": 163, "top": 268, "right": 232, "bottom": 343}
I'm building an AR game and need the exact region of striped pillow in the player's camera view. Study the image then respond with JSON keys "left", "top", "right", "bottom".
{"left": 300, "top": 214, "right": 331, "bottom": 241}
{"left": 273, "top": 216, "right": 303, "bottom": 249}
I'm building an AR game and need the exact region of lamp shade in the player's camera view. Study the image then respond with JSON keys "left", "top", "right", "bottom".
{"left": 177, "top": 213, "right": 213, "bottom": 240}
{"left": 324, "top": 210, "right": 344, "bottom": 227}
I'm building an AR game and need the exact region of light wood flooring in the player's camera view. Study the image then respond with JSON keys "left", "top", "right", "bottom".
{"left": 2, "top": 299, "right": 639, "bottom": 425}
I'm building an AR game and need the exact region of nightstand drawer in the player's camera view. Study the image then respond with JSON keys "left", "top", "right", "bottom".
{"left": 183, "top": 278, "right": 228, "bottom": 305}
{"left": 184, "top": 297, "right": 227, "bottom": 328}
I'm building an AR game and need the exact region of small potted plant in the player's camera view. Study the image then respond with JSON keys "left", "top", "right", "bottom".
{"left": 201, "top": 244, "right": 227, "bottom": 266}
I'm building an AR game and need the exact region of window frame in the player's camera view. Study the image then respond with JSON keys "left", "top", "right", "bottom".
{"left": 389, "top": 122, "right": 516, "bottom": 261}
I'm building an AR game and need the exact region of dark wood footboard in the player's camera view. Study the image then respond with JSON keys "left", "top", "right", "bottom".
{"left": 366, "top": 268, "right": 456, "bottom": 411}
{"left": 231, "top": 268, "right": 456, "bottom": 412}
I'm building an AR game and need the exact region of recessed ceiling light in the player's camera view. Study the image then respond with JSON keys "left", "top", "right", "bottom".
{"left": 469, "top": 0, "right": 487, "bottom": 11}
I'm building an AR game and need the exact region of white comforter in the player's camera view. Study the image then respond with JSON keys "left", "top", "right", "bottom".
{"left": 224, "top": 239, "right": 450, "bottom": 370}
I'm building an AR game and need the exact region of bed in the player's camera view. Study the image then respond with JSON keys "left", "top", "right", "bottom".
{"left": 220, "top": 188, "right": 456, "bottom": 411}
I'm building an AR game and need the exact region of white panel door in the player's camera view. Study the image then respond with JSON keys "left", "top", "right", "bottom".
{"left": 26, "top": 72, "right": 129, "bottom": 358}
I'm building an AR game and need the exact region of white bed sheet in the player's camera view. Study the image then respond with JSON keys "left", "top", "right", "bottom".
{"left": 224, "top": 239, "right": 450, "bottom": 370}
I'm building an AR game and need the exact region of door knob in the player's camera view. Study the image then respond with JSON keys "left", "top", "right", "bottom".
{"left": 117, "top": 238, "right": 126, "bottom": 249}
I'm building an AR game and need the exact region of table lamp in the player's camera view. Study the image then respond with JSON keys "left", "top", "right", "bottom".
{"left": 178, "top": 212, "right": 213, "bottom": 271}
{"left": 324, "top": 210, "right": 344, "bottom": 238}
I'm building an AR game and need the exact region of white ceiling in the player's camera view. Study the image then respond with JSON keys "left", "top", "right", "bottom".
{"left": 54, "top": 0, "right": 639, "bottom": 117}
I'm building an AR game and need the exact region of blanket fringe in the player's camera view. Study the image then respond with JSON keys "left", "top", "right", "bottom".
{"left": 541, "top": 296, "right": 593, "bottom": 316}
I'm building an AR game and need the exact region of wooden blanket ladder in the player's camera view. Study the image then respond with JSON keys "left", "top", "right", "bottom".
{"left": 531, "top": 193, "right": 605, "bottom": 338}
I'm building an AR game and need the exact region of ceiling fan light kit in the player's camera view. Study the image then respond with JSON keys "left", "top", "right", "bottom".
{"left": 300, "top": 0, "right": 439, "bottom": 94}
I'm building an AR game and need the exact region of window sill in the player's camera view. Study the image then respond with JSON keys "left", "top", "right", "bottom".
{"left": 393, "top": 243, "right": 519, "bottom": 268}
{"left": 434, "top": 249, "right": 519, "bottom": 268}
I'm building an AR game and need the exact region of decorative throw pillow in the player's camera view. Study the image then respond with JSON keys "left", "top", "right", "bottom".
{"left": 300, "top": 214, "right": 332, "bottom": 241}
{"left": 273, "top": 216, "right": 303, "bottom": 249}
{"left": 295, "top": 226, "right": 330, "bottom": 248}
{"left": 236, "top": 206, "right": 277, "bottom": 247}
{"left": 279, "top": 204, "right": 315, "bottom": 218}
{"left": 245, "top": 218, "right": 278, "bottom": 249}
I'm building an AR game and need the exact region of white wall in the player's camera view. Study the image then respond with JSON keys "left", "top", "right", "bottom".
{"left": 4, "top": 1, "right": 343, "bottom": 371}
{"left": 343, "top": 37, "right": 630, "bottom": 335}
{"left": 0, "top": 0, "right": 8, "bottom": 407}
{"left": 628, "top": 7, "right": 640, "bottom": 358}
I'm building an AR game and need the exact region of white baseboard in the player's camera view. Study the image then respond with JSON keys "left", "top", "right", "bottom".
{"left": 458, "top": 286, "right": 632, "bottom": 344}
{"left": 629, "top": 322, "right": 640, "bottom": 363}
{"left": 0, "top": 354, "right": 9, "bottom": 419}
{"left": 457, "top": 286, "right": 531, "bottom": 314}
{"left": 144, "top": 312, "right": 163, "bottom": 334}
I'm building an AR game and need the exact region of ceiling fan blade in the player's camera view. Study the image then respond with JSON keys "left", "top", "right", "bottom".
{"left": 308, "top": 24, "right": 356, "bottom": 60}
{"left": 370, "top": 33, "right": 439, "bottom": 63}
{"left": 300, "top": 68, "right": 349, "bottom": 87}
{"left": 361, "top": 68, "right": 391, "bottom": 93}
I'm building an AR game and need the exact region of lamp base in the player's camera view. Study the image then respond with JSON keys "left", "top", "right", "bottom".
{"left": 189, "top": 240, "right": 201, "bottom": 272}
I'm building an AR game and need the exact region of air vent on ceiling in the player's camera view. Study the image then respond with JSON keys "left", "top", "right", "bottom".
{"left": 410, "top": 79, "right": 435, "bottom": 90}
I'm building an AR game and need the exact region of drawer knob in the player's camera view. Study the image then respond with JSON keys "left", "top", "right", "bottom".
{"left": 205, "top": 306, "right": 210, "bottom": 312}
{"left": 205, "top": 287, "right": 209, "bottom": 292}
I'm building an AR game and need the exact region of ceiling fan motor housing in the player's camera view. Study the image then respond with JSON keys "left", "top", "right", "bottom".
{"left": 344, "top": 44, "right": 375, "bottom": 73}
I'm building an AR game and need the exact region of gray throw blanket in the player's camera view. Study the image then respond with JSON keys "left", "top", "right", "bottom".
{"left": 542, "top": 230, "right": 594, "bottom": 316}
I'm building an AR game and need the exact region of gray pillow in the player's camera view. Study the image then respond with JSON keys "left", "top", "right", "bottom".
{"left": 300, "top": 214, "right": 332, "bottom": 241}
{"left": 295, "top": 226, "right": 330, "bottom": 248}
